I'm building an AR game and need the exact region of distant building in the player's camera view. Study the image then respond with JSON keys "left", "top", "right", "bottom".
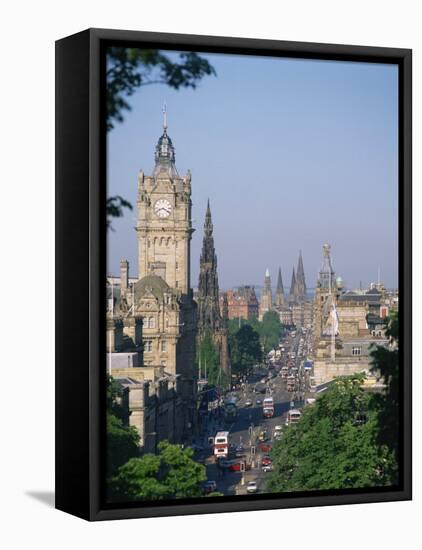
{"left": 259, "top": 268, "right": 273, "bottom": 320}
{"left": 279, "top": 307, "right": 293, "bottom": 326}
{"left": 288, "top": 251, "right": 308, "bottom": 305}
{"left": 223, "top": 286, "right": 259, "bottom": 320}
{"left": 312, "top": 243, "right": 390, "bottom": 385}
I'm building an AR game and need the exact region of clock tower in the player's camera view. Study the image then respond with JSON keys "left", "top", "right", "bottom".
{"left": 131, "top": 112, "right": 197, "bottom": 442}
{"left": 136, "top": 115, "right": 193, "bottom": 293}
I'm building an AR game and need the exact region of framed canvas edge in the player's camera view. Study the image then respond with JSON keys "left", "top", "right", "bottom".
{"left": 56, "top": 28, "right": 412, "bottom": 522}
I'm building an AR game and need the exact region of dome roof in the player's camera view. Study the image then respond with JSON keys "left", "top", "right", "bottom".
{"left": 134, "top": 274, "right": 170, "bottom": 300}
{"left": 153, "top": 126, "right": 178, "bottom": 178}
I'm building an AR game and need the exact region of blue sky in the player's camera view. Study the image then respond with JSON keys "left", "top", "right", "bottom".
{"left": 107, "top": 51, "right": 398, "bottom": 290}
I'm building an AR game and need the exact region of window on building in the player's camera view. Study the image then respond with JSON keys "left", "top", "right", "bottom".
{"left": 148, "top": 316, "right": 155, "bottom": 329}
{"left": 144, "top": 340, "right": 152, "bottom": 352}
{"left": 161, "top": 340, "right": 167, "bottom": 352}
{"left": 352, "top": 346, "right": 361, "bottom": 356}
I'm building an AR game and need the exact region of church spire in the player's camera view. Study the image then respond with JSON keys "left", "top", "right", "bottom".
{"left": 288, "top": 266, "right": 297, "bottom": 304}
{"left": 295, "top": 250, "right": 307, "bottom": 301}
{"left": 275, "top": 267, "right": 285, "bottom": 308}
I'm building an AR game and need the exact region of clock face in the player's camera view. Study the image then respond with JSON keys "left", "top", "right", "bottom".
{"left": 154, "top": 199, "right": 172, "bottom": 218}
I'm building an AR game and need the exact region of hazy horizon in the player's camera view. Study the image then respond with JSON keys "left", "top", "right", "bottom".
{"left": 107, "top": 51, "right": 398, "bottom": 291}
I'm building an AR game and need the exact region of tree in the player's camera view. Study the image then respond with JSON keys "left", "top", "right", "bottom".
{"left": 267, "top": 376, "right": 397, "bottom": 493}
{"left": 106, "top": 48, "right": 216, "bottom": 131}
{"left": 106, "top": 48, "right": 216, "bottom": 227}
{"left": 197, "top": 330, "right": 219, "bottom": 380}
{"left": 106, "top": 376, "right": 140, "bottom": 476}
{"left": 370, "top": 312, "right": 399, "bottom": 472}
{"left": 228, "top": 324, "right": 262, "bottom": 376}
{"left": 109, "top": 441, "right": 207, "bottom": 502}
{"left": 106, "top": 196, "right": 133, "bottom": 230}
{"left": 107, "top": 413, "right": 140, "bottom": 478}
{"left": 259, "top": 310, "right": 283, "bottom": 353}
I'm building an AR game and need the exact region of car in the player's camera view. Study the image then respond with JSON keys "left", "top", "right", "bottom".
{"left": 245, "top": 399, "right": 253, "bottom": 407}
{"left": 247, "top": 481, "right": 258, "bottom": 493}
{"left": 258, "top": 430, "right": 268, "bottom": 442}
{"left": 262, "top": 463, "right": 274, "bottom": 472}
{"left": 258, "top": 442, "right": 272, "bottom": 453}
{"left": 261, "top": 455, "right": 272, "bottom": 466}
{"left": 255, "top": 398, "right": 262, "bottom": 405}
{"left": 202, "top": 480, "right": 217, "bottom": 494}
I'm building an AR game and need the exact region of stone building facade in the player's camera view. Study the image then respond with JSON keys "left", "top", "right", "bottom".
{"left": 114, "top": 372, "right": 185, "bottom": 454}
{"left": 107, "top": 117, "right": 197, "bottom": 444}
{"left": 259, "top": 269, "right": 273, "bottom": 320}
{"left": 312, "top": 243, "right": 389, "bottom": 385}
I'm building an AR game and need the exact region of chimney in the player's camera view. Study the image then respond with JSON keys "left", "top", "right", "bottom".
{"left": 120, "top": 259, "right": 129, "bottom": 292}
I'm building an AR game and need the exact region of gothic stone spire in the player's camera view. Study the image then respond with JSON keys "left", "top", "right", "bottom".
{"left": 275, "top": 267, "right": 285, "bottom": 307}
{"left": 197, "top": 201, "right": 222, "bottom": 333}
{"left": 295, "top": 250, "right": 307, "bottom": 301}
{"left": 288, "top": 266, "right": 297, "bottom": 304}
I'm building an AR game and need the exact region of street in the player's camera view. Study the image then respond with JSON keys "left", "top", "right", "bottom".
{"left": 196, "top": 326, "right": 313, "bottom": 496}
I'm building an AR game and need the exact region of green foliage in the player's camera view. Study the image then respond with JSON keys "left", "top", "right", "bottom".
{"left": 106, "top": 48, "right": 216, "bottom": 131}
{"left": 107, "top": 413, "right": 140, "bottom": 478}
{"left": 228, "top": 312, "right": 282, "bottom": 368}
{"left": 107, "top": 375, "right": 128, "bottom": 423}
{"left": 267, "top": 376, "right": 398, "bottom": 492}
{"left": 109, "top": 441, "right": 207, "bottom": 502}
{"left": 197, "top": 330, "right": 221, "bottom": 386}
{"left": 106, "top": 376, "right": 140, "bottom": 477}
{"left": 259, "top": 311, "right": 283, "bottom": 353}
{"left": 106, "top": 195, "right": 133, "bottom": 230}
{"left": 370, "top": 311, "right": 400, "bottom": 470}
{"left": 228, "top": 324, "right": 262, "bottom": 376}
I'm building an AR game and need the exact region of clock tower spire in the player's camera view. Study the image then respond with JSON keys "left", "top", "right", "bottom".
{"left": 136, "top": 112, "right": 193, "bottom": 293}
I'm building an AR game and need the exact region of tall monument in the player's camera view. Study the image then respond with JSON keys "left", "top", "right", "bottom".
{"left": 196, "top": 200, "right": 230, "bottom": 379}
{"left": 313, "top": 243, "right": 336, "bottom": 343}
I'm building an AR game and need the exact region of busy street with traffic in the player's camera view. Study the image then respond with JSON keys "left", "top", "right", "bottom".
{"left": 194, "top": 326, "right": 315, "bottom": 496}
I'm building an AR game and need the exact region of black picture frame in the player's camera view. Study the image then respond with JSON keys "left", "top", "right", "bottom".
{"left": 55, "top": 28, "right": 412, "bottom": 521}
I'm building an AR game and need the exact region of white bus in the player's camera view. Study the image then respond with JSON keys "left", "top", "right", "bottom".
{"left": 288, "top": 409, "right": 302, "bottom": 424}
{"left": 213, "top": 431, "right": 230, "bottom": 458}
